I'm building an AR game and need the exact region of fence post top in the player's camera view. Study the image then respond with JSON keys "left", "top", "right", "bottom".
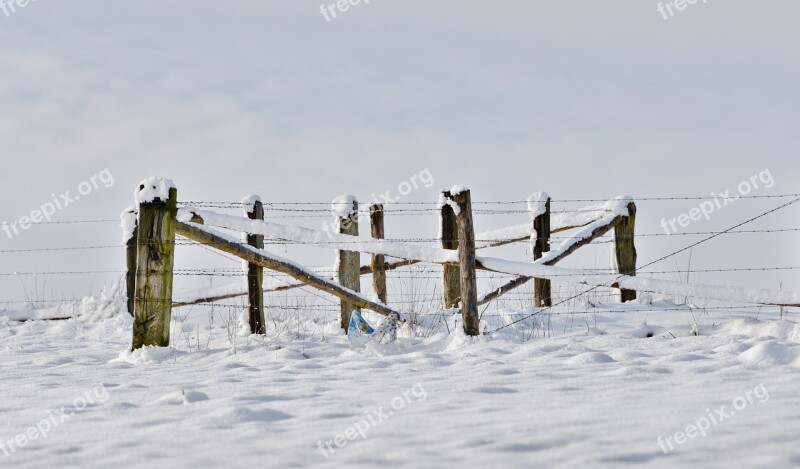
{"left": 528, "top": 191, "right": 551, "bottom": 201}
{"left": 528, "top": 192, "right": 551, "bottom": 218}
{"left": 449, "top": 185, "right": 469, "bottom": 196}
{"left": 332, "top": 195, "right": 358, "bottom": 217}
{"left": 606, "top": 195, "right": 635, "bottom": 216}
{"left": 134, "top": 177, "right": 176, "bottom": 205}
{"left": 241, "top": 194, "right": 263, "bottom": 214}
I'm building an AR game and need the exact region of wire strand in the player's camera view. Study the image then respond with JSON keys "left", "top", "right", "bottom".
{"left": 484, "top": 196, "right": 800, "bottom": 335}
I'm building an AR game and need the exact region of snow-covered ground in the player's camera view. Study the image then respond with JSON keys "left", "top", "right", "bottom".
{"left": 2, "top": 295, "right": 799, "bottom": 468}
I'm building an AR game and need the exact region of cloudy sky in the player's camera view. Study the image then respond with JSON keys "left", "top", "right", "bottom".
{"left": 1, "top": 1, "right": 798, "bottom": 303}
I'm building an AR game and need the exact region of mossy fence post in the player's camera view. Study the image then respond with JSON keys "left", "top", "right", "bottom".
{"left": 131, "top": 183, "right": 177, "bottom": 350}
{"left": 336, "top": 196, "right": 361, "bottom": 331}
{"left": 614, "top": 201, "right": 637, "bottom": 302}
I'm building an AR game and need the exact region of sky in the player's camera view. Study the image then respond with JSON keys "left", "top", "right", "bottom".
{"left": 1, "top": 0, "right": 799, "bottom": 305}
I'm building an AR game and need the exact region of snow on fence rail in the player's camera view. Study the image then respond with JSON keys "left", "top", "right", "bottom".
{"left": 123, "top": 177, "right": 800, "bottom": 350}
{"left": 172, "top": 196, "right": 632, "bottom": 307}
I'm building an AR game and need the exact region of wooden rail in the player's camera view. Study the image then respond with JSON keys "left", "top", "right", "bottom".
{"left": 176, "top": 221, "right": 401, "bottom": 317}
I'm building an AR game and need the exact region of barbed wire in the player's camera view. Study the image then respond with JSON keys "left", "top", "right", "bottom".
{"left": 2, "top": 226, "right": 798, "bottom": 255}
{"left": 551, "top": 194, "right": 800, "bottom": 203}
{"left": 4, "top": 264, "right": 799, "bottom": 279}
{"left": 0, "top": 219, "right": 118, "bottom": 226}
{"left": 178, "top": 194, "right": 800, "bottom": 207}
{"left": 0, "top": 245, "right": 122, "bottom": 253}
{"left": 0, "top": 270, "right": 126, "bottom": 276}
{"left": 6, "top": 299, "right": 783, "bottom": 319}
{"left": 483, "top": 195, "right": 800, "bottom": 335}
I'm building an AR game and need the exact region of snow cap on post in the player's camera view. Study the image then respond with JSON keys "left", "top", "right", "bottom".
{"left": 606, "top": 195, "right": 635, "bottom": 217}
{"left": 449, "top": 185, "right": 469, "bottom": 196}
{"left": 436, "top": 192, "right": 449, "bottom": 210}
{"left": 527, "top": 191, "right": 550, "bottom": 219}
{"left": 241, "top": 194, "right": 262, "bottom": 215}
{"left": 439, "top": 190, "right": 461, "bottom": 216}
{"left": 120, "top": 206, "right": 138, "bottom": 244}
{"left": 331, "top": 195, "right": 358, "bottom": 218}
{"left": 134, "top": 177, "right": 176, "bottom": 206}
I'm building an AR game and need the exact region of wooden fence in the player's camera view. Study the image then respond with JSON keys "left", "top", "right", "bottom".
{"left": 125, "top": 178, "right": 643, "bottom": 349}
{"left": 125, "top": 177, "right": 800, "bottom": 350}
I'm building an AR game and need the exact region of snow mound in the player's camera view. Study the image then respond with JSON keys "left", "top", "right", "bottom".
{"left": 149, "top": 390, "right": 209, "bottom": 405}
{"left": 721, "top": 318, "right": 800, "bottom": 342}
{"left": 116, "top": 346, "right": 183, "bottom": 365}
{"left": 739, "top": 340, "right": 799, "bottom": 366}
{"left": 566, "top": 352, "right": 616, "bottom": 364}
{"left": 627, "top": 322, "right": 665, "bottom": 339}
{"left": 206, "top": 407, "right": 294, "bottom": 425}
{"left": 0, "top": 281, "right": 128, "bottom": 323}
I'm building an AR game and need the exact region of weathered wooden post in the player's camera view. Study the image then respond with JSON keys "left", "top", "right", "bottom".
{"left": 131, "top": 178, "right": 178, "bottom": 350}
{"left": 440, "top": 190, "right": 461, "bottom": 309}
{"left": 334, "top": 196, "right": 361, "bottom": 331}
{"left": 531, "top": 193, "right": 552, "bottom": 307}
{"left": 369, "top": 204, "right": 387, "bottom": 304}
{"left": 243, "top": 195, "right": 266, "bottom": 334}
{"left": 450, "top": 188, "right": 479, "bottom": 336}
{"left": 122, "top": 207, "right": 138, "bottom": 317}
{"left": 614, "top": 201, "right": 637, "bottom": 302}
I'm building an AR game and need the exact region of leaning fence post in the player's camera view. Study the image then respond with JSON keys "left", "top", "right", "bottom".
{"left": 531, "top": 193, "right": 552, "bottom": 307}
{"left": 334, "top": 196, "right": 361, "bottom": 331}
{"left": 131, "top": 179, "right": 178, "bottom": 350}
{"left": 243, "top": 195, "right": 266, "bottom": 334}
{"left": 121, "top": 207, "right": 138, "bottom": 317}
{"left": 440, "top": 190, "right": 461, "bottom": 309}
{"left": 451, "top": 188, "right": 479, "bottom": 336}
{"left": 370, "top": 204, "right": 388, "bottom": 304}
{"left": 614, "top": 201, "right": 637, "bottom": 302}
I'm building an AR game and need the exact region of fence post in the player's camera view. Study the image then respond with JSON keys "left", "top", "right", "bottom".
{"left": 244, "top": 195, "right": 266, "bottom": 334}
{"left": 370, "top": 204, "right": 388, "bottom": 304}
{"left": 451, "top": 188, "right": 479, "bottom": 336}
{"left": 131, "top": 180, "right": 178, "bottom": 350}
{"left": 122, "top": 207, "right": 138, "bottom": 317}
{"left": 335, "top": 196, "right": 361, "bottom": 331}
{"left": 532, "top": 194, "right": 552, "bottom": 307}
{"left": 440, "top": 190, "right": 461, "bottom": 309}
{"left": 615, "top": 201, "right": 637, "bottom": 302}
